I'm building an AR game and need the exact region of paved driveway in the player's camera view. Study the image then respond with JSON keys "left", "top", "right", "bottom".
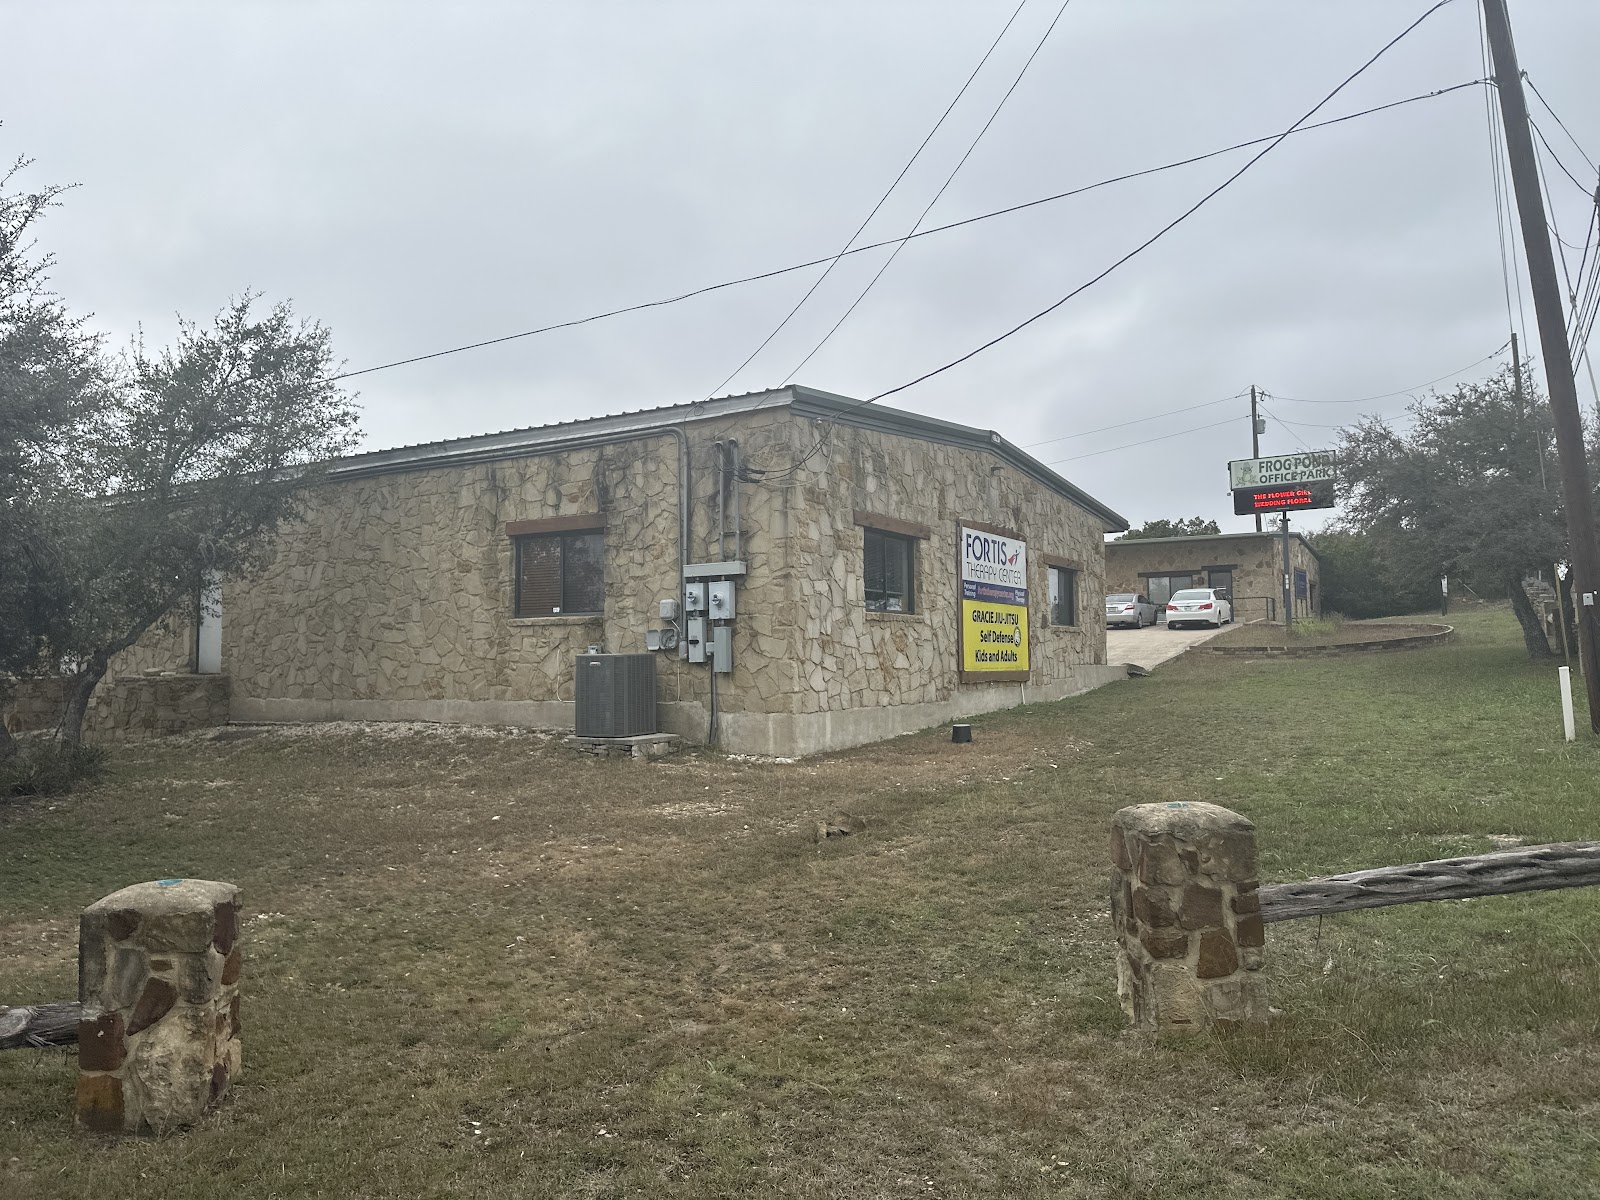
{"left": 1106, "top": 619, "right": 1233, "bottom": 671}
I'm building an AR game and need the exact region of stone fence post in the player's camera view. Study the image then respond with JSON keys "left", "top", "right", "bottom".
{"left": 76, "top": 879, "right": 242, "bottom": 1133}
{"left": 1109, "top": 802, "right": 1266, "bottom": 1032}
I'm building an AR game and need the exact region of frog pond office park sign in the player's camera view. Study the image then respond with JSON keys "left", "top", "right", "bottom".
{"left": 959, "top": 524, "right": 1030, "bottom": 683}
{"left": 1228, "top": 451, "right": 1337, "bottom": 516}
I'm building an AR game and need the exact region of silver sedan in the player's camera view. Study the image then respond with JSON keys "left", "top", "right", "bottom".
{"left": 1104, "top": 593, "right": 1158, "bottom": 628}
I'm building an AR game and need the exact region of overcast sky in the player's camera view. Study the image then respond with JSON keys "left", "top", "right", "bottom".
{"left": 6, "top": 0, "right": 1598, "bottom": 533}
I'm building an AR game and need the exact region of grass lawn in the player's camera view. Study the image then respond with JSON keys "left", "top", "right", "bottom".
{"left": 2, "top": 604, "right": 1598, "bottom": 1199}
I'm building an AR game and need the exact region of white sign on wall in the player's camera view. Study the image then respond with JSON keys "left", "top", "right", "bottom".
{"left": 959, "top": 526, "right": 1028, "bottom": 605}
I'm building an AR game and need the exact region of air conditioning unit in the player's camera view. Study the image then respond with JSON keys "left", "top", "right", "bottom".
{"left": 574, "top": 653, "right": 657, "bottom": 738}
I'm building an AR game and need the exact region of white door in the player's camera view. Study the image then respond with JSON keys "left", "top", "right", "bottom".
{"left": 196, "top": 573, "right": 222, "bottom": 674}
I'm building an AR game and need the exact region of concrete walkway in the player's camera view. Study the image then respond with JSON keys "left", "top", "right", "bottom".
{"left": 1106, "top": 620, "right": 1233, "bottom": 671}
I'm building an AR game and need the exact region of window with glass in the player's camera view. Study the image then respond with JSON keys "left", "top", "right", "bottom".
{"left": 864, "top": 528, "right": 915, "bottom": 613}
{"left": 1144, "top": 573, "right": 1199, "bottom": 607}
{"left": 514, "top": 530, "right": 605, "bottom": 616}
{"left": 1048, "top": 565, "right": 1078, "bottom": 627}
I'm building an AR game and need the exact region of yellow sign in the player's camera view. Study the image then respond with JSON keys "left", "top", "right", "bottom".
{"left": 961, "top": 598, "right": 1029, "bottom": 672}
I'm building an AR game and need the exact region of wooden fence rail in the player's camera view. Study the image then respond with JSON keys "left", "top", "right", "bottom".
{"left": 1258, "top": 841, "right": 1600, "bottom": 923}
{"left": 0, "top": 1002, "right": 80, "bottom": 1050}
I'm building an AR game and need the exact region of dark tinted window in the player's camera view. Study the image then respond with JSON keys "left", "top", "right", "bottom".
{"left": 864, "top": 528, "right": 915, "bottom": 613}
{"left": 515, "top": 531, "right": 605, "bottom": 616}
{"left": 1049, "top": 566, "right": 1077, "bottom": 626}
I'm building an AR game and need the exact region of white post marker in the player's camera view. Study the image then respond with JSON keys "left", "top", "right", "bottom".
{"left": 1559, "top": 665, "right": 1577, "bottom": 742}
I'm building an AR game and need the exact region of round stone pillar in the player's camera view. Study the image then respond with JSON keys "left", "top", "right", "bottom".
{"left": 1109, "top": 802, "right": 1266, "bottom": 1032}
{"left": 76, "top": 879, "right": 242, "bottom": 1133}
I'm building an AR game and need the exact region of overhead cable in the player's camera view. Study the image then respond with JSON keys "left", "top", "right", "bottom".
{"left": 1524, "top": 73, "right": 1596, "bottom": 173}
{"left": 1043, "top": 415, "right": 1240, "bottom": 465}
{"left": 326, "top": 77, "right": 1484, "bottom": 385}
{"left": 781, "top": 0, "right": 1075, "bottom": 385}
{"left": 701, "top": 0, "right": 1030, "bottom": 400}
{"left": 866, "top": 0, "right": 1464, "bottom": 405}
{"left": 1263, "top": 342, "right": 1510, "bottom": 405}
{"left": 1019, "top": 391, "right": 1246, "bottom": 450}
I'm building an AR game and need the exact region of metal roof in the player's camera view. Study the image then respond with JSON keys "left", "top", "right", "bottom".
{"left": 329, "top": 384, "right": 1129, "bottom": 531}
{"left": 1105, "top": 530, "right": 1321, "bottom": 561}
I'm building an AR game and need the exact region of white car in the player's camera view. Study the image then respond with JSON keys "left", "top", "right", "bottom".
{"left": 1104, "top": 592, "right": 1158, "bottom": 628}
{"left": 1166, "top": 588, "right": 1233, "bottom": 629}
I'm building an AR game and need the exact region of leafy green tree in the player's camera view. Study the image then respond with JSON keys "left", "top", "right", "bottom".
{"left": 1116, "top": 516, "right": 1222, "bottom": 540}
{"left": 0, "top": 158, "right": 113, "bottom": 756}
{"left": 1338, "top": 365, "right": 1562, "bottom": 657}
{"left": 48, "top": 295, "right": 360, "bottom": 742}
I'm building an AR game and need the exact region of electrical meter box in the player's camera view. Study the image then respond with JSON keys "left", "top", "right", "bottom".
{"left": 684, "top": 582, "right": 707, "bottom": 615}
{"left": 707, "top": 580, "right": 735, "bottom": 619}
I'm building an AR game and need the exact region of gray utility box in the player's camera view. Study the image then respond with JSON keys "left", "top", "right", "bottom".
{"left": 575, "top": 653, "right": 657, "bottom": 738}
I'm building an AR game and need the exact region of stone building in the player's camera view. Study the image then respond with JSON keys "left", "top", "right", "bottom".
{"left": 1104, "top": 530, "right": 1321, "bottom": 622}
{"left": 24, "top": 387, "right": 1131, "bottom": 756}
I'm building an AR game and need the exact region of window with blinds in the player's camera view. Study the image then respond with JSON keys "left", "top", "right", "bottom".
{"left": 514, "top": 531, "right": 605, "bottom": 617}
{"left": 864, "top": 527, "right": 915, "bottom": 613}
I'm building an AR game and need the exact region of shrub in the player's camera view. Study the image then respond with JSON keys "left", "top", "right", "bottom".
{"left": 1289, "top": 615, "right": 1342, "bottom": 639}
{"left": 0, "top": 738, "right": 107, "bottom": 799}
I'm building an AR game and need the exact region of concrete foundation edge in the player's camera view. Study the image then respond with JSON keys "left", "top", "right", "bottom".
{"left": 228, "top": 663, "right": 1125, "bottom": 757}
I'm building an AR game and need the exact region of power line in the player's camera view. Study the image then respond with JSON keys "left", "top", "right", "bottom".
{"left": 1530, "top": 119, "right": 1597, "bottom": 198}
{"left": 1524, "top": 73, "right": 1596, "bottom": 173}
{"left": 700, "top": 0, "right": 1030, "bottom": 400}
{"left": 866, "top": 0, "right": 1462, "bottom": 406}
{"left": 1265, "top": 413, "right": 1354, "bottom": 430}
{"left": 1264, "top": 411, "right": 1317, "bottom": 452}
{"left": 1477, "top": 2, "right": 1530, "bottom": 356}
{"left": 1533, "top": 126, "right": 1600, "bottom": 359}
{"left": 781, "top": 0, "right": 1074, "bottom": 385}
{"left": 1020, "top": 392, "right": 1246, "bottom": 450}
{"left": 1043, "top": 415, "right": 1240, "bottom": 465}
{"left": 1262, "top": 342, "right": 1510, "bottom": 404}
{"left": 325, "top": 78, "right": 1484, "bottom": 385}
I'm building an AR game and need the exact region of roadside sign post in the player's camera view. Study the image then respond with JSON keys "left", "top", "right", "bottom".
{"left": 1227, "top": 450, "right": 1336, "bottom": 629}
{"left": 1280, "top": 513, "right": 1293, "bottom": 631}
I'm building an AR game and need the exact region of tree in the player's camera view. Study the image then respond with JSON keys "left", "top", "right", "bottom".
{"left": 1309, "top": 524, "right": 1438, "bottom": 618}
{"left": 41, "top": 295, "right": 361, "bottom": 741}
{"left": 0, "top": 157, "right": 113, "bottom": 757}
{"left": 1117, "top": 516, "right": 1222, "bottom": 540}
{"left": 1337, "top": 365, "right": 1563, "bottom": 657}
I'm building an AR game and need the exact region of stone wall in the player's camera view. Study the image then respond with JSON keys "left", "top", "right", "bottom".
{"left": 1105, "top": 532, "right": 1321, "bottom": 621}
{"left": 222, "top": 409, "right": 804, "bottom": 737}
{"left": 77, "top": 879, "right": 242, "bottom": 1133}
{"left": 123, "top": 401, "right": 1122, "bottom": 756}
{"left": 4, "top": 674, "right": 229, "bottom": 741}
{"left": 722, "top": 417, "right": 1119, "bottom": 754}
{"left": 1110, "top": 802, "right": 1267, "bottom": 1032}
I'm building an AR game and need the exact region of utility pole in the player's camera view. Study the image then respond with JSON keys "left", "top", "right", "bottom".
{"left": 1483, "top": 0, "right": 1600, "bottom": 732}
{"left": 1510, "top": 332, "right": 1524, "bottom": 405}
{"left": 1250, "top": 385, "right": 1263, "bottom": 533}
{"left": 1281, "top": 513, "right": 1293, "bottom": 630}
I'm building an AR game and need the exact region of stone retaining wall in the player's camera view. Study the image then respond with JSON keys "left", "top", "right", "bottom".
{"left": 1205, "top": 623, "right": 1453, "bottom": 656}
{"left": 4, "top": 674, "right": 229, "bottom": 741}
